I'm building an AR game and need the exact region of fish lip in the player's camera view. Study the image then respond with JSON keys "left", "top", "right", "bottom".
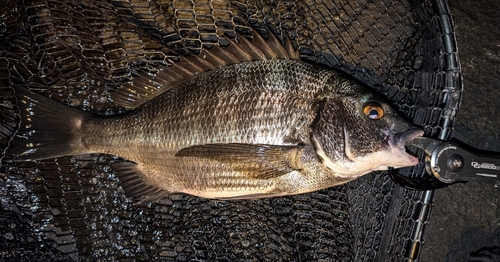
{"left": 386, "top": 128, "right": 424, "bottom": 168}
{"left": 393, "top": 128, "right": 425, "bottom": 149}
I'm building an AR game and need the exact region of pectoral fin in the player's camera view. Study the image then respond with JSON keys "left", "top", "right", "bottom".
{"left": 175, "top": 143, "right": 304, "bottom": 179}
{"left": 112, "top": 161, "right": 170, "bottom": 205}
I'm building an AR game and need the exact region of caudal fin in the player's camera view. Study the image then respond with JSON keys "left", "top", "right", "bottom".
{"left": 6, "top": 87, "right": 91, "bottom": 160}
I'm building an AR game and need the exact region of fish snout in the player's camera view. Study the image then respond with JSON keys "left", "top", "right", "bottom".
{"left": 393, "top": 128, "right": 425, "bottom": 149}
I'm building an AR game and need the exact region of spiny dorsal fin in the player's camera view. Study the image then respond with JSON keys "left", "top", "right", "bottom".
{"left": 111, "top": 32, "right": 300, "bottom": 109}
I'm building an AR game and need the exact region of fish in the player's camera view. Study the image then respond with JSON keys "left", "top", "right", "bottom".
{"left": 6, "top": 34, "right": 423, "bottom": 204}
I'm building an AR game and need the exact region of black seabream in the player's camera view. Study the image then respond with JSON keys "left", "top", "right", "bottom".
{"left": 7, "top": 34, "right": 423, "bottom": 204}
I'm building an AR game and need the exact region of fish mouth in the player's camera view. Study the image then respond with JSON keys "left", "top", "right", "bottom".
{"left": 389, "top": 128, "right": 425, "bottom": 168}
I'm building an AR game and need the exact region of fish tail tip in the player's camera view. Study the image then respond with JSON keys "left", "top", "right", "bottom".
{"left": 7, "top": 87, "right": 88, "bottom": 160}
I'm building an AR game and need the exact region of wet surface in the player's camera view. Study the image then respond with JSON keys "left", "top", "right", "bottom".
{"left": 0, "top": 0, "right": 471, "bottom": 260}
{"left": 420, "top": 0, "right": 500, "bottom": 261}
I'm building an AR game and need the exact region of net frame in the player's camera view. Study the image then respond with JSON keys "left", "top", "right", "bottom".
{"left": 0, "top": 0, "right": 462, "bottom": 260}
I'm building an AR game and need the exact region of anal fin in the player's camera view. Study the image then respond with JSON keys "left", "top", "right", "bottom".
{"left": 112, "top": 161, "right": 170, "bottom": 205}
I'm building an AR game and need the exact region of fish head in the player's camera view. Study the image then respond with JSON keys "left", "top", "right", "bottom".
{"left": 312, "top": 76, "right": 424, "bottom": 178}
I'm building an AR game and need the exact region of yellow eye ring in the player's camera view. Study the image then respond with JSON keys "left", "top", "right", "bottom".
{"left": 363, "top": 102, "right": 384, "bottom": 120}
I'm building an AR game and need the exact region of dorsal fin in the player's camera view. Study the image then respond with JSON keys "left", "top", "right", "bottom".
{"left": 111, "top": 32, "right": 300, "bottom": 109}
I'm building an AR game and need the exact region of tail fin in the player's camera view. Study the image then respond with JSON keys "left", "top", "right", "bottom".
{"left": 6, "top": 87, "right": 91, "bottom": 160}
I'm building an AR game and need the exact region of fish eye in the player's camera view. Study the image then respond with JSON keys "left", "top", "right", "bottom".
{"left": 363, "top": 102, "right": 385, "bottom": 120}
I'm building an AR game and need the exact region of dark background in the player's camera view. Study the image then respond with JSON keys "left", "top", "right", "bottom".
{"left": 0, "top": 1, "right": 497, "bottom": 261}
{"left": 420, "top": 0, "right": 500, "bottom": 261}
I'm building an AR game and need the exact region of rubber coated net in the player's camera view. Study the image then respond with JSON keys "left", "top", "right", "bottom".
{"left": 0, "top": 0, "right": 460, "bottom": 261}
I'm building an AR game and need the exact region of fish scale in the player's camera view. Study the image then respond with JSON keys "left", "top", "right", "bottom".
{"left": 82, "top": 60, "right": 322, "bottom": 157}
{"left": 8, "top": 59, "right": 422, "bottom": 203}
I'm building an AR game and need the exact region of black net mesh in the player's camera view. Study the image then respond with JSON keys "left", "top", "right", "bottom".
{"left": 0, "top": 0, "right": 461, "bottom": 261}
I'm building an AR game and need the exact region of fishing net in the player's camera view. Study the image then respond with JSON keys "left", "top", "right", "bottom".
{"left": 0, "top": 0, "right": 461, "bottom": 261}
